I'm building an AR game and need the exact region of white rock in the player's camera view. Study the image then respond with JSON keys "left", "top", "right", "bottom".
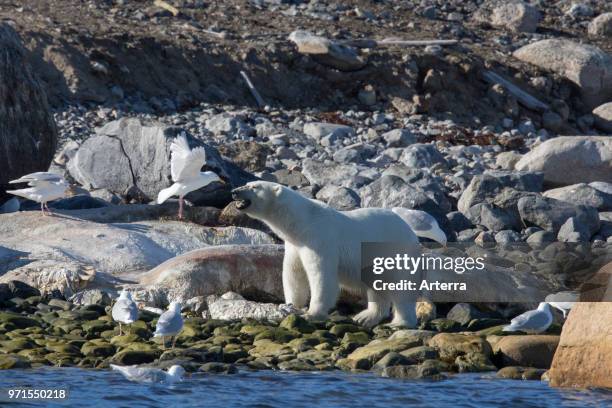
{"left": 592, "top": 102, "right": 612, "bottom": 133}
{"left": 515, "top": 136, "right": 612, "bottom": 186}
{"left": 588, "top": 13, "right": 612, "bottom": 38}
{"left": 207, "top": 298, "right": 298, "bottom": 321}
{"left": 513, "top": 39, "right": 612, "bottom": 108}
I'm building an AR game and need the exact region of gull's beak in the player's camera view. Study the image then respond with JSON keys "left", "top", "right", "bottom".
{"left": 218, "top": 178, "right": 227, "bottom": 185}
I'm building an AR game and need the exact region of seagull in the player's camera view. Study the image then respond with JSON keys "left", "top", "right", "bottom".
{"left": 545, "top": 291, "right": 578, "bottom": 318}
{"left": 502, "top": 302, "right": 553, "bottom": 334}
{"left": 392, "top": 207, "right": 447, "bottom": 246}
{"left": 111, "top": 364, "right": 185, "bottom": 384}
{"left": 6, "top": 172, "right": 71, "bottom": 216}
{"left": 112, "top": 289, "right": 139, "bottom": 336}
{"left": 157, "top": 134, "right": 223, "bottom": 219}
{"left": 154, "top": 301, "right": 183, "bottom": 349}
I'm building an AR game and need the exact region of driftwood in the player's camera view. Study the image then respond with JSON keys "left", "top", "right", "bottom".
{"left": 153, "top": 0, "right": 179, "bottom": 16}
{"left": 483, "top": 70, "right": 550, "bottom": 112}
{"left": 343, "top": 38, "right": 459, "bottom": 48}
{"left": 240, "top": 70, "right": 266, "bottom": 108}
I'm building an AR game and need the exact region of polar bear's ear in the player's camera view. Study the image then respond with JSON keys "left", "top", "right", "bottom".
{"left": 273, "top": 184, "right": 282, "bottom": 196}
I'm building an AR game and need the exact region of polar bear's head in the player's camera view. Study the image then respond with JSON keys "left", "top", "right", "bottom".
{"left": 231, "top": 181, "right": 284, "bottom": 218}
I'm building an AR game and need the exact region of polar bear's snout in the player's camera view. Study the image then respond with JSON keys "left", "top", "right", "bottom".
{"left": 231, "top": 186, "right": 252, "bottom": 210}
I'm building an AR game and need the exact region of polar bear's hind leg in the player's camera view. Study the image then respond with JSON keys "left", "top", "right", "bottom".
{"left": 353, "top": 289, "right": 391, "bottom": 328}
{"left": 389, "top": 301, "right": 417, "bottom": 328}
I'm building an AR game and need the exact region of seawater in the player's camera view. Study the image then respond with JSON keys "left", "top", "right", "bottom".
{"left": 0, "top": 368, "right": 610, "bottom": 408}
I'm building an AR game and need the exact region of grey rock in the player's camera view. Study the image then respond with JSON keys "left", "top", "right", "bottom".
{"left": 517, "top": 195, "right": 600, "bottom": 234}
{"left": 542, "top": 111, "right": 564, "bottom": 132}
{"left": 360, "top": 175, "right": 447, "bottom": 229}
{"left": 69, "top": 118, "right": 255, "bottom": 205}
{"left": 301, "top": 159, "right": 361, "bottom": 188}
{"left": 69, "top": 289, "right": 112, "bottom": 306}
{"left": 0, "top": 24, "right": 57, "bottom": 204}
{"left": 399, "top": 144, "right": 448, "bottom": 169}
{"left": 205, "top": 113, "right": 250, "bottom": 136}
{"left": 288, "top": 30, "right": 365, "bottom": 71}
{"left": 327, "top": 187, "right": 361, "bottom": 211}
{"left": 303, "top": 122, "right": 355, "bottom": 142}
{"left": 496, "top": 151, "right": 522, "bottom": 170}
{"left": 543, "top": 183, "right": 612, "bottom": 211}
{"left": 515, "top": 136, "right": 612, "bottom": 186}
{"left": 447, "top": 211, "right": 473, "bottom": 232}
{"left": 382, "top": 129, "right": 417, "bottom": 148}
{"left": 588, "top": 13, "right": 612, "bottom": 38}
{"left": 458, "top": 171, "right": 543, "bottom": 214}
{"left": 207, "top": 298, "right": 298, "bottom": 322}
{"left": 495, "top": 230, "right": 522, "bottom": 244}
{"left": 447, "top": 303, "right": 488, "bottom": 326}
{"left": 466, "top": 203, "right": 520, "bottom": 232}
{"left": 481, "top": 1, "right": 541, "bottom": 33}
{"left": 557, "top": 217, "right": 593, "bottom": 242}
{"left": 592, "top": 102, "right": 612, "bottom": 133}
{"left": 526, "top": 230, "right": 556, "bottom": 246}
{"left": 513, "top": 40, "right": 612, "bottom": 108}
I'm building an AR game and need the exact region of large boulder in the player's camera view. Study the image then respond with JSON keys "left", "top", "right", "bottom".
{"left": 138, "top": 245, "right": 285, "bottom": 303}
{"left": 513, "top": 40, "right": 612, "bottom": 108}
{"left": 0, "top": 24, "right": 57, "bottom": 204}
{"left": 515, "top": 136, "right": 612, "bottom": 186}
{"left": 68, "top": 118, "right": 255, "bottom": 206}
{"left": 458, "top": 171, "right": 543, "bottom": 213}
{"left": 493, "top": 335, "right": 559, "bottom": 369}
{"left": 517, "top": 195, "right": 599, "bottom": 235}
{"left": 549, "top": 302, "right": 612, "bottom": 387}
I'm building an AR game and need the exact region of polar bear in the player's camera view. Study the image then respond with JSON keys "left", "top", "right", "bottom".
{"left": 231, "top": 181, "right": 420, "bottom": 328}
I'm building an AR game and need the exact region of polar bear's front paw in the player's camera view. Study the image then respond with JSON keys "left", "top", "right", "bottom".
{"left": 304, "top": 310, "right": 328, "bottom": 322}
{"left": 353, "top": 309, "right": 384, "bottom": 328}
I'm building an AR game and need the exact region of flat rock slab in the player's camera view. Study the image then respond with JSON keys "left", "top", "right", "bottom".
{"left": 139, "top": 244, "right": 285, "bottom": 303}
{"left": 0, "top": 210, "right": 273, "bottom": 293}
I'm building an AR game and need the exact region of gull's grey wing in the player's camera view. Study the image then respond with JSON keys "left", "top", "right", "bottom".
{"left": 155, "top": 310, "right": 183, "bottom": 335}
{"left": 510, "top": 310, "right": 550, "bottom": 330}
{"left": 9, "top": 172, "right": 64, "bottom": 186}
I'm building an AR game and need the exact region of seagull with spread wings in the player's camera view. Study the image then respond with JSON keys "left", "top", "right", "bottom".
{"left": 6, "top": 172, "right": 71, "bottom": 216}
{"left": 110, "top": 364, "right": 185, "bottom": 384}
{"left": 157, "top": 134, "right": 223, "bottom": 219}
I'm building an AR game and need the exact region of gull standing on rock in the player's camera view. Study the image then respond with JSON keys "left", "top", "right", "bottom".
{"left": 392, "top": 207, "right": 447, "bottom": 246}
{"left": 157, "top": 134, "right": 223, "bottom": 219}
{"left": 111, "top": 364, "right": 185, "bottom": 384}
{"left": 112, "top": 289, "right": 139, "bottom": 336}
{"left": 154, "top": 301, "right": 183, "bottom": 349}
{"left": 502, "top": 302, "right": 553, "bottom": 334}
{"left": 6, "top": 172, "right": 71, "bottom": 216}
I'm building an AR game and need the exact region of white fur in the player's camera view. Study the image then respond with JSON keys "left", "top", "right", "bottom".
{"left": 232, "top": 181, "right": 420, "bottom": 328}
